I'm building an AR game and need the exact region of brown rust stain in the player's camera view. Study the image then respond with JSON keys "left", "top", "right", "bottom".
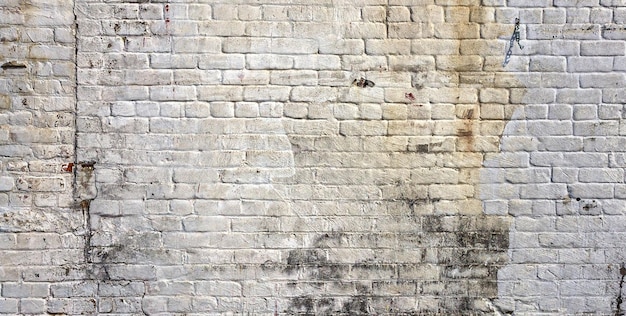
{"left": 446, "top": 0, "right": 524, "bottom": 312}
{"left": 62, "top": 162, "right": 74, "bottom": 173}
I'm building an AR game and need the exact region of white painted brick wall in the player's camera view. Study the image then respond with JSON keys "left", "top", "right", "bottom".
{"left": 2, "top": 0, "right": 626, "bottom": 314}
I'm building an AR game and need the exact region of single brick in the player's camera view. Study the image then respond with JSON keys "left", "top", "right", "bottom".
{"left": 580, "top": 41, "right": 625, "bottom": 56}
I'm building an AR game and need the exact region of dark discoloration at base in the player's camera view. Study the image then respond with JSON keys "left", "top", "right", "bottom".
{"left": 281, "top": 1, "right": 520, "bottom": 314}
{"left": 282, "top": 216, "right": 509, "bottom": 315}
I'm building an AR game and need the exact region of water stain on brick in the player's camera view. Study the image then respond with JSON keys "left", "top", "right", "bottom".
{"left": 278, "top": 1, "right": 525, "bottom": 314}
{"left": 76, "top": 161, "right": 95, "bottom": 185}
{"left": 67, "top": 0, "right": 532, "bottom": 313}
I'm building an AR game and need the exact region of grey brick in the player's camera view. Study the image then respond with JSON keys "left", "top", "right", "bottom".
{"left": 574, "top": 121, "right": 620, "bottom": 136}
{"left": 579, "top": 168, "right": 624, "bottom": 183}
{"left": 590, "top": 8, "right": 613, "bottom": 23}
{"left": 584, "top": 137, "right": 626, "bottom": 153}
{"left": 20, "top": 298, "right": 45, "bottom": 314}
{"left": 509, "top": 0, "right": 552, "bottom": 6}
{"left": 566, "top": 8, "right": 591, "bottom": 23}
{"left": 552, "top": 168, "right": 578, "bottom": 183}
{"left": 568, "top": 184, "right": 614, "bottom": 198}
{"left": 511, "top": 88, "right": 556, "bottom": 104}
{"left": 537, "top": 137, "right": 583, "bottom": 151}
{"left": 504, "top": 168, "right": 551, "bottom": 184}
{"left": 540, "top": 74, "right": 577, "bottom": 89}
{"left": 511, "top": 249, "right": 558, "bottom": 263}
{"left": 528, "top": 25, "right": 563, "bottom": 40}
{"left": 544, "top": 8, "right": 567, "bottom": 24}
{"left": 603, "top": 88, "right": 626, "bottom": 103}
{"left": 573, "top": 105, "right": 598, "bottom": 120}
{"left": 568, "top": 57, "right": 614, "bottom": 72}
{"left": 563, "top": 24, "right": 601, "bottom": 40}
{"left": 182, "top": 216, "right": 229, "bottom": 232}
{"left": 508, "top": 200, "right": 533, "bottom": 216}
{"left": 548, "top": 104, "right": 573, "bottom": 120}
{"left": 581, "top": 41, "right": 625, "bottom": 56}
{"left": 531, "top": 152, "right": 609, "bottom": 167}
{"left": 550, "top": 40, "right": 580, "bottom": 56}
{"left": 556, "top": 89, "right": 602, "bottom": 104}
{"left": 2, "top": 283, "right": 48, "bottom": 298}
{"left": 580, "top": 74, "right": 626, "bottom": 88}
{"left": 0, "top": 177, "right": 14, "bottom": 192}
{"left": 527, "top": 121, "right": 573, "bottom": 136}
{"left": 561, "top": 281, "right": 606, "bottom": 296}
{"left": 538, "top": 233, "right": 584, "bottom": 248}
{"left": 598, "top": 104, "right": 622, "bottom": 119}
{"left": 520, "top": 184, "right": 568, "bottom": 199}
{"left": 610, "top": 153, "right": 626, "bottom": 167}
{"left": 0, "top": 299, "right": 18, "bottom": 313}
{"left": 556, "top": 0, "right": 599, "bottom": 5}
{"left": 530, "top": 56, "right": 566, "bottom": 72}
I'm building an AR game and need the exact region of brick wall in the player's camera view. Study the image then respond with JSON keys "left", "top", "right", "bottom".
{"left": 2, "top": 0, "right": 626, "bottom": 314}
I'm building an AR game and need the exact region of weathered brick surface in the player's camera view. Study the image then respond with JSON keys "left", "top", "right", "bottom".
{"left": 0, "top": 0, "right": 83, "bottom": 313}
{"left": 2, "top": 0, "right": 626, "bottom": 314}
{"left": 70, "top": 1, "right": 514, "bottom": 314}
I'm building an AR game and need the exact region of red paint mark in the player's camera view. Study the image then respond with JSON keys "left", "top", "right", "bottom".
{"left": 62, "top": 163, "right": 74, "bottom": 173}
{"left": 164, "top": 4, "right": 171, "bottom": 30}
{"left": 405, "top": 93, "right": 415, "bottom": 101}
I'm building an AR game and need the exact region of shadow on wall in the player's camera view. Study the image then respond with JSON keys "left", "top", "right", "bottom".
{"left": 482, "top": 102, "right": 626, "bottom": 314}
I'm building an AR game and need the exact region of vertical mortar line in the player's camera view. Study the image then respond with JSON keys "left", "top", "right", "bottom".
{"left": 71, "top": 0, "right": 86, "bottom": 264}
{"left": 72, "top": 0, "right": 101, "bottom": 311}
{"left": 385, "top": 0, "right": 389, "bottom": 39}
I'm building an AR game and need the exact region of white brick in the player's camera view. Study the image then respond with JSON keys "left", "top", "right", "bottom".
{"left": 246, "top": 54, "right": 294, "bottom": 70}
{"left": 0, "top": 177, "right": 14, "bottom": 192}
{"left": 234, "top": 102, "right": 258, "bottom": 118}
{"left": 293, "top": 55, "right": 341, "bottom": 70}
{"left": 223, "top": 70, "right": 269, "bottom": 85}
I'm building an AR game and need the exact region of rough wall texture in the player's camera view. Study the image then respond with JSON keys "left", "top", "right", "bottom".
{"left": 2, "top": 0, "right": 626, "bottom": 314}
{"left": 0, "top": 0, "right": 84, "bottom": 314}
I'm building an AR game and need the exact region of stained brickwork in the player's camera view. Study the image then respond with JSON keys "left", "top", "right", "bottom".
{"left": 2, "top": 0, "right": 626, "bottom": 314}
{"left": 0, "top": 0, "right": 83, "bottom": 314}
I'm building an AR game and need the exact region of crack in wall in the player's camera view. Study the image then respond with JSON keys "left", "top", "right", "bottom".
{"left": 616, "top": 265, "right": 626, "bottom": 316}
